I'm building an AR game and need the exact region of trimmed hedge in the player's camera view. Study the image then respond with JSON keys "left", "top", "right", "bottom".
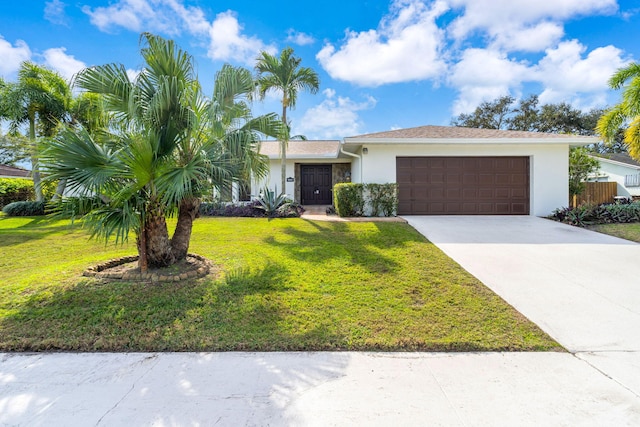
{"left": 334, "top": 183, "right": 365, "bottom": 217}
{"left": 2, "top": 201, "right": 46, "bottom": 216}
{"left": 0, "top": 178, "right": 58, "bottom": 208}
{"left": 0, "top": 178, "right": 34, "bottom": 208}
{"left": 366, "top": 183, "right": 398, "bottom": 217}
{"left": 333, "top": 183, "right": 398, "bottom": 217}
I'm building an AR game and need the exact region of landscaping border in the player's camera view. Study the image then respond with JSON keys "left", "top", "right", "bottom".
{"left": 83, "top": 253, "right": 213, "bottom": 282}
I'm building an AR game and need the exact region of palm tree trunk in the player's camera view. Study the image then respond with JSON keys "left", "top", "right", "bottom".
{"left": 171, "top": 196, "right": 200, "bottom": 261}
{"left": 281, "top": 105, "right": 287, "bottom": 194}
{"left": 51, "top": 179, "right": 67, "bottom": 201}
{"left": 143, "top": 199, "right": 174, "bottom": 268}
{"left": 29, "top": 117, "right": 44, "bottom": 202}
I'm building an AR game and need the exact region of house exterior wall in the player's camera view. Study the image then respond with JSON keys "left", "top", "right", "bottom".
{"left": 352, "top": 143, "right": 569, "bottom": 216}
{"left": 592, "top": 161, "right": 640, "bottom": 197}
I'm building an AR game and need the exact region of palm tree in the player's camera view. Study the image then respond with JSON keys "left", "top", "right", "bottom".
{"left": 255, "top": 47, "right": 319, "bottom": 193}
{"left": 1, "top": 62, "right": 71, "bottom": 201}
{"left": 597, "top": 62, "right": 640, "bottom": 159}
{"left": 42, "top": 34, "right": 278, "bottom": 271}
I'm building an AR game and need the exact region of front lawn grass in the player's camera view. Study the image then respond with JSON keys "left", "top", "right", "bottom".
{"left": 0, "top": 216, "right": 560, "bottom": 352}
{"left": 589, "top": 223, "right": 640, "bottom": 243}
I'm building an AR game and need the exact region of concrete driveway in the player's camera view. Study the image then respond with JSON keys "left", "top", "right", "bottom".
{"left": 405, "top": 215, "right": 640, "bottom": 397}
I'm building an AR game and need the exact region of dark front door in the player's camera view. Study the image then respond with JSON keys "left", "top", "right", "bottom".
{"left": 301, "top": 165, "right": 332, "bottom": 205}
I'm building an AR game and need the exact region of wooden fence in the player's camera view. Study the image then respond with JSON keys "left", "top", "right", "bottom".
{"left": 571, "top": 182, "right": 617, "bottom": 207}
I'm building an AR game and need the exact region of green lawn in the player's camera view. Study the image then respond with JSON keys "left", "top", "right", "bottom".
{"left": 0, "top": 216, "right": 560, "bottom": 352}
{"left": 589, "top": 223, "right": 640, "bottom": 243}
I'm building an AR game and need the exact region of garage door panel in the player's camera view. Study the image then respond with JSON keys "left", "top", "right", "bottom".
{"left": 397, "top": 156, "right": 529, "bottom": 215}
{"left": 462, "top": 173, "right": 477, "bottom": 184}
{"left": 479, "top": 174, "right": 494, "bottom": 185}
{"left": 430, "top": 172, "right": 445, "bottom": 183}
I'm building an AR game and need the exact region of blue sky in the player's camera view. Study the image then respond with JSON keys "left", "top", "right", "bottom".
{"left": 1, "top": 0, "right": 639, "bottom": 139}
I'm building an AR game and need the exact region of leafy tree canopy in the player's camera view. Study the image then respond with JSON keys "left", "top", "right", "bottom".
{"left": 597, "top": 62, "right": 640, "bottom": 160}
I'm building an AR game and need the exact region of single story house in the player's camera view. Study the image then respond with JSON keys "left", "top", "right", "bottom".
{"left": 254, "top": 125, "right": 596, "bottom": 216}
{"left": 0, "top": 164, "right": 30, "bottom": 179}
{"left": 589, "top": 153, "right": 640, "bottom": 199}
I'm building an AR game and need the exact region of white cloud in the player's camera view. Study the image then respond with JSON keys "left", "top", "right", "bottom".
{"left": 295, "top": 89, "right": 377, "bottom": 139}
{"left": 0, "top": 37, "right": 32, "bottom": 77}
{"left": 44, "top": 0, "right": 69, "bottom": 26}
{"left": 534, "top": 40, "right": 629, "bottom": 106}
{"left": 286, "top": 29, "right": 315, "bottom": 46}
{"left": 316, "top": 0, "right": 448, "bottom": 86}
{"left": 448, "top": 0, "right": 617, "bottom": 51}
{"left": 449, "top": 48, "right": 530, "bottom": 114}
{"left": 42, "top": 47, "right": 86, "bottom": 81}
{"left": 82, "top": 0, "right": 273, "bottom": 65}
{"left": 126, "top": 68, "right": 141, "bottom": 82}
{"left": 207, "top": 11, "right": 276, "bottom": 64}
{"left": 82, "top": 0, "right": 150, "bottom": 33}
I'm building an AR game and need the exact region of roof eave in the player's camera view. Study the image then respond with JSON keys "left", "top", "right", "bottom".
{"left": 344, "top": 137, "right": 598, "bottom": 145}
{"left": 590, "top": 155, "right": 640, "bottom": 170}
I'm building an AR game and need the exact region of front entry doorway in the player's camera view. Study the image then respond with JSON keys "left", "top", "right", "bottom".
{"left": 301, "top": 164, "right": 332, "bottom": 205}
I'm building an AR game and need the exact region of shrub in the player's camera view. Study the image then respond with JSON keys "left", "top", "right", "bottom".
{"left": 255, "top": 187, "right": 288, "bottom": 217}
{"left": 199, "top": 199, "right": 304, "bottom": 218}
{"left": 333, "top": 183, "right": 398, "bottom": 217}
{"left": 365, "top": 183, "right": 398, "bottom": 217}
{"left": 549, "top": 202, "right": 640, "bottom": 227}
{"left": 276, "top": 202, "right": 305, "bottom": 218}
{"left": 199, "top": 201, "right": 263, "bottom": 217}
{"left": 2, "top": 201, "right": 46, "bottom": 216}
{"left": 0, "top": 178, "right": 34, "bottom": 208}
{"left": 334, "top": 183, "right": 364, "bottom": 217}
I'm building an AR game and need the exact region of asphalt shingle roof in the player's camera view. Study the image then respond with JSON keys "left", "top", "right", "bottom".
{"left": 0, "top": 164, "right": 30, "bottom": 178}
{"left": 259, "top": 140, "right": 340, "bottom": 158}
{"left": 348, "top": 125, "right": 594, "bottom": 140}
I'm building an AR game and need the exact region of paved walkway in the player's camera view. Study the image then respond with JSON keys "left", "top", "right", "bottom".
{"left": 2, "top": 215, "right": 640, "bottom": 425}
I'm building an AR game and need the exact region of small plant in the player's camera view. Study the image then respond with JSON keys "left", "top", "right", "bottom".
{"left": 255, "top": 186, "right": 288, "bottom": 217}
{"left": 550, "top": 202, "right": 640, "bottom": 227}
{"left": 2, "top": 201, "right": 46, "bottom": 216}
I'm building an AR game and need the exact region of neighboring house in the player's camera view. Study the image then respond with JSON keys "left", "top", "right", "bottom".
{"left": 589, "top": 153, "right": 640, "bottom": 199}
{"left": 0, "top": 164, "right": 31, "bottom": 179}
{"left": 254, "top": 125, "right": 596, "bottom": 216}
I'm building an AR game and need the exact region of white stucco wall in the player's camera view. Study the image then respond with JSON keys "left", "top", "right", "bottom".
{"left": 352, "top": 143, "right": 569, "bottom": 216}
{"left": 592, "top": 161, "right": 640, "bottom": 197}
{"left": 251, "top": 159, "right": 296, "bottom": 198}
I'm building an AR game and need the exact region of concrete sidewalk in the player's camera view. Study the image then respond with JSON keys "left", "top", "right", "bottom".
{"left": 2, "top": 351, "right": 639, "bottom": 426}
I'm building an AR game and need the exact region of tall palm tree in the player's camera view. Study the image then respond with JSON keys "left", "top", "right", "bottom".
{"left": 1, "top": 62, "right": 71, "bottom": 201}
{"left": 255, "top": 47, "right": 319, "bottom": 193}
{"left": 42, "top": 34, "right": 278, "bottom": 271}
{"left": 597, "top": 62, "right": 640, "bottom": 159}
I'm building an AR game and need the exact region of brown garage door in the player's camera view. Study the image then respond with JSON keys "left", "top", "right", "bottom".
{"left": 397, "top": 157, "right": 530, "bottom": 215}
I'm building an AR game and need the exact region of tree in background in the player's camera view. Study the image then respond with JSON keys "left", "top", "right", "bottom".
{"left": 597, "top": 63, "right": 640, "bottom": 160}
{"left": 569, "top": 148, "right": 600, "bottom": 197}
{"left": 255, "top": 47, "right": 319, "bottom": 193}
{"left": 42, "top": 33, "right": 278, "bottom": 270}
{"left": 451, "top": 94, "right": 608, "bottom": 137}
{"left": 0, "top": 63, "right": 71, "bottom": 200}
